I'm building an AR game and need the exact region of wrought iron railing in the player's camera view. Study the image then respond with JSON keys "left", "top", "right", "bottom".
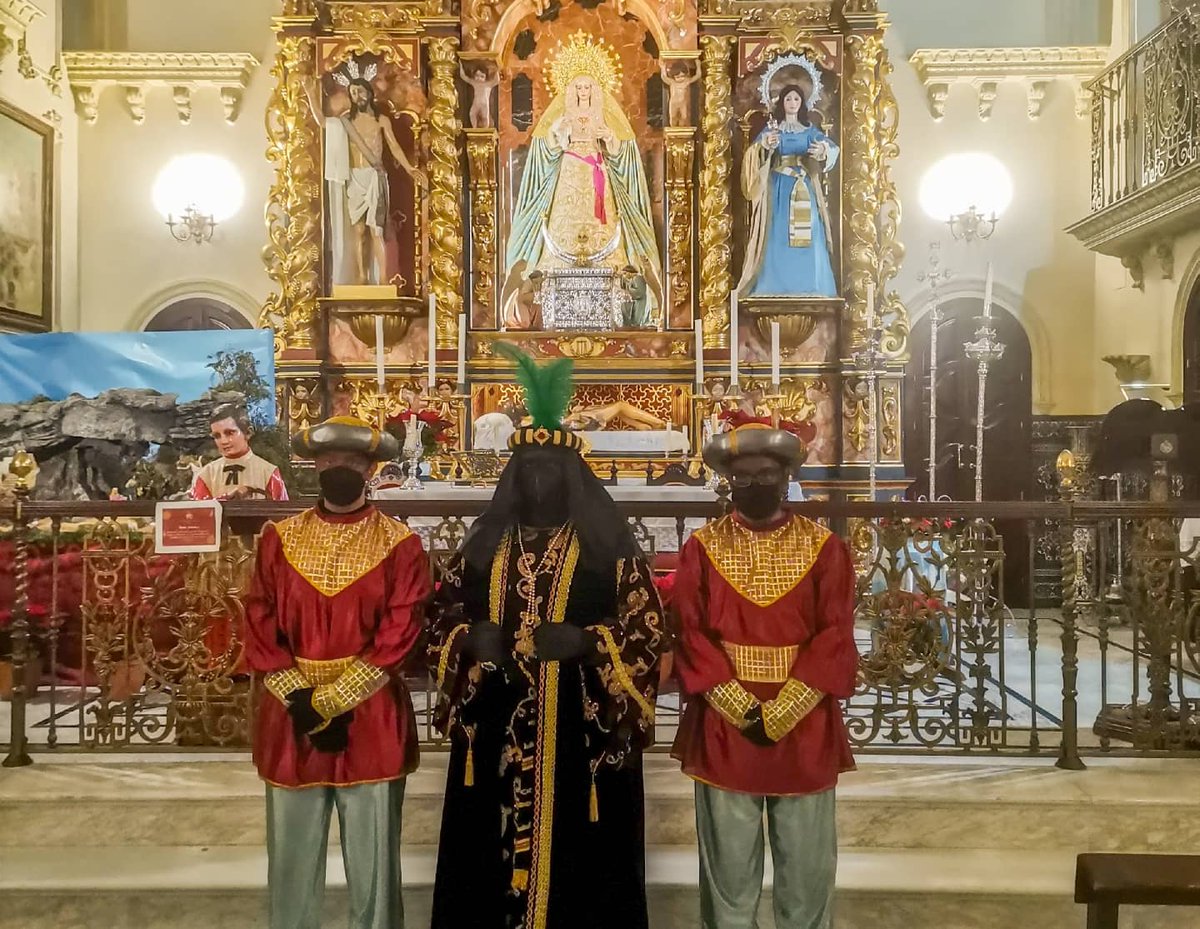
{"left": 3, "top": 497, "right": 1200, "bottom": 768}
{"left": 1088, "top": 11, "right": 1200, "bottom": 212}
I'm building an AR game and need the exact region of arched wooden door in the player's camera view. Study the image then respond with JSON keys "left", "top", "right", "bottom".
{"left": 144, "top": 297, "right": 251, "bottom": 331}
{"left": 904, "top": 296, "right": 1034, "bottom": 602}
{"left": 1182, "top": 277, "right": 1200, "bottom": 406}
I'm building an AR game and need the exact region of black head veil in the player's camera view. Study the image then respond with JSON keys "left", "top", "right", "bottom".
{"left": 461, "top": 444, "right": 641, "bottom": 572}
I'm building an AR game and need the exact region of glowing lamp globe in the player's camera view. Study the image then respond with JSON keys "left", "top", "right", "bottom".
{"left": 152, "top": 154, "right": 245, "bottom": 223}
{"left": 919, "top": 153, "right": 1013, "bottom": 240}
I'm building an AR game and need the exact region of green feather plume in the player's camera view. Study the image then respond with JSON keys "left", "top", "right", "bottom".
{"left": 494, "top": 341, "right": 575, "bottom": 430}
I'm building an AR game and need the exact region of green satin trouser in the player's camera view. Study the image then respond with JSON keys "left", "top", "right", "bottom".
{"left": 265, "top": 779, "right": 406, "bottom": 929}
{"left": 695, "top": 782, "right": 837, "bottom": 929}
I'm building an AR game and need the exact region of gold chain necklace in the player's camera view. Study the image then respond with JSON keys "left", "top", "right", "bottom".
{"left": 514, "top": 524, "right": 571, "bottom": 642}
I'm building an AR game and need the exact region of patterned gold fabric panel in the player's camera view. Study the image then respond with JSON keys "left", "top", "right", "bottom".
{"left": 694, "top": 515, "right": 831, "bottom": 607}
{"left": 295, "top": 655, "right": 356, "bottom": 684}
{"left": 264, "top": 666, "right": 310, "bottom": 703}
{"left": 762, "top": 678, "right": 823, "bottom": 742}
{"left": 705, "top": 679, "right": 756, "bottom": 729}
{"left": 277, "top": 509, "right": 413, "bottom": 597}
{"left": 723, "top": 642, "right": 799, "bottom": 683}
{"left": 312, "top": 658, "right": 389, "bottom": 719}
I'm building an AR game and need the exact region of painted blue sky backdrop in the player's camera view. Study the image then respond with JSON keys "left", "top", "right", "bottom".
{"left": 0, "top": 331, "right": 275, "bottom": 416}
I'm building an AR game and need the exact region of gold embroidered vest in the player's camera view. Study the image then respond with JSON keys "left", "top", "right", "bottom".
{"left": 277, "top": 508, "right": 413, "bottom": 596}
{"left": 693, "top": 514, "right": 830, "bottom": 607}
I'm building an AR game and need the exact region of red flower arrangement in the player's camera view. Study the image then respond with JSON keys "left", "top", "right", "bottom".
{"left": 718, "top": 409, "right": 818, "bottom": 444}
{"left": 385, "top": 409, "right": 455, "bottom": 456}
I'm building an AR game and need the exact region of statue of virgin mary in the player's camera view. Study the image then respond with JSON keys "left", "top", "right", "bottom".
{"left": 502, "top": 31, "right": 663, "bottom": 329}
{"left": 738, "top": 54, "right": 840, "bottom": 299}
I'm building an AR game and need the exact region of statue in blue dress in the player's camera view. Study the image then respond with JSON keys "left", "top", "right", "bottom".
{"left": 737, "top": 78, "right": 839, "bottom": 298}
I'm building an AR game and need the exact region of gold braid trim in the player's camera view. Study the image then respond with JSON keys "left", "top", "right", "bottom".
{"left": 592, "top": 625, "right": 656, "bottom": 725}
{"left": 489, "top": 531, "right": 512, "bottom": 626}
{"left": 527, "top": 535, "right": 579, "bottom": 929}
{"left": 762, "top": 678, "right": 823, "bottom": 742}
{"left": 705, "top": 679, "right": 758, "bottom": 729}
{"left": 311, "top": 658, "right": 389, "bottom": 720}
{"left": 435, "top": 623, "right": 471, "bottom": 691}
{"left": 264, "top": 667, "right": 310, "bottom": 705}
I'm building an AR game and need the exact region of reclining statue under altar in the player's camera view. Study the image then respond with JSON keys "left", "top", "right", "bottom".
{"left": 473, "top": 400, "right": 689, "bottom": 455}
{"left": 500, "top": 32, "right": 663, "bottom": 331}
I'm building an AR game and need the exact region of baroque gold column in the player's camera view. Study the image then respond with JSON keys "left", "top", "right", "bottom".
{"left": 663, "top": 127, "right": 696, "bottom": 330}
{"left": 261, "top": 25, "right": 320, "bottom": 351}
{"left": 698, "top": 35, "right": 735, "bottom": 350}
{"left": 465, "top": 128, "right": 499, "bottom": 329}
{"left": 843, "top": 18, "right": 907, "bottom": 357}
{"left": 426, "top": 37, "right": 464, "bottom": 350}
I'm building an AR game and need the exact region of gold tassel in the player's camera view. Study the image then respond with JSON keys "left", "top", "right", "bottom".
{"left": 589, "top": 777, "right": 599, "bottom": 823}
{"left": 464, "top": 742, "right": 475, "bottom": 787}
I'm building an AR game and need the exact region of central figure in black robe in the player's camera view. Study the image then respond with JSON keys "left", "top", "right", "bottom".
{"left": 427, "top": 347, "right": 665, "bottom": 929}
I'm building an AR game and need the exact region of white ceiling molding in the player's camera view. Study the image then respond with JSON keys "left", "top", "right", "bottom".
{"left": 909, "top": 46, "right": 1107, "bottom": 121}
{"left": 62, "top": 51, "right": 260, "bottom": 125}
{"left": 0, "top": 0, "right": 44, "bottom": 66}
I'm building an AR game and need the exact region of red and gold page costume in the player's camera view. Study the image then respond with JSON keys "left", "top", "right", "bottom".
{"left": 671, "top": 512, "right": 858, "bottom": 795}
{"left": 244, "top": 505, "right": 430, "bottom": 787}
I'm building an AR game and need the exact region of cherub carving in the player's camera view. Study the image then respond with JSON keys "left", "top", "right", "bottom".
{"left": 661, "top": 61, "right": 699, "bottom": 127}
{"left": 460, "top": 63, "right": 500, "bottom": 129}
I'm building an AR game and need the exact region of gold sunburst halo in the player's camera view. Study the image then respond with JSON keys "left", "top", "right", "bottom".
{"left": 545, "top": 30, "right": 623, "bottom": 98}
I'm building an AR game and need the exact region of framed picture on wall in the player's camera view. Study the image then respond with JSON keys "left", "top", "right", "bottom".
{"left": 0, "top": 99, "right": 53, "bottom": 332}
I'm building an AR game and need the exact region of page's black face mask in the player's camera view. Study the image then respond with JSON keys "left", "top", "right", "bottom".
{"left": 516, "top": 449, "right": 569, "bottom": 527}
{"left": 319, "top": 466, "right": 366, "bottom": 507}
{"left": 731, "top": 482, "right": 786, "bottom": 521}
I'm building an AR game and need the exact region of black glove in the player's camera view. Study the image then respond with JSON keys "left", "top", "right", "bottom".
{"left": 533, "top": 623, "right": 595, "bottom": 662}
{"left": 741, "top": 704, "right": 773, "bottom": 747}
{"left": 464, "top": 623, "right": 506, "bottom": 664}
{"left": 308, "top": 711, "right": 352, "bottom": 754}
{"left": 286, "top": 688, "right": 325, "bottom": 735}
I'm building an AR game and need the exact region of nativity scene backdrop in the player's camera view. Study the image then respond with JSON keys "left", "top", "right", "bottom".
{"left": 260, "top": 0, "right": 905, "bottom": 494}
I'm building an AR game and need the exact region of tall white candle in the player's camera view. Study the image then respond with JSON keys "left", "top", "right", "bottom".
{"left": 730, "top": 291, "right": 740, "bottom": 387}
{"left": 866, "top": 282, "right": 876, "bottom": 333}
{"left": 666, "top": 420, "right": 673, "bottom": 457}
{"left": 694, "top": 319, "right": 704, "bottom": 386}
{"left": 456, "top": 313, "right": 467, "bottom": 389}
{"left": 427, "top": 293, "right": 437, "bottom": 391}
{"left": 770, "top": 320, "right": 781, "bottom": 388}
{"left": 374, "top": 315, "right": 386, "bottom": 392}
{"left": 983, "top": 262, "right": 994, "bottom": 319}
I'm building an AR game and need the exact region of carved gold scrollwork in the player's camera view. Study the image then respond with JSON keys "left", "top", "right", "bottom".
{"left": 699, "top": 36, "right": 735, "bottom": 350}
{"left": 326, "top": 3, "right": 436, "bottom": 32}
{"left": 843, "top": 375, "right": 871, "bottom": 458}
{"left": 465, "top": 128, "right": 499, "bottom": 329}
{"left": 426, "top": 37, "right": 465, "bottom": 351}
{"left": 844, "top": 30, "right": 907, "bottom": 358}
{"left": 881, "top": 377, "right": 900, "bottom": 460}
{"left": 664, "top": 127, "right": 696, "bottom": 331}
{"left": 261, "top": 32, "right": 321, "bottom": 350}
{"left": 339, "top": 377, "right": 420, "bottom": 424}
{"left": 733, "top": 5, "right": 835, "bottom": 46}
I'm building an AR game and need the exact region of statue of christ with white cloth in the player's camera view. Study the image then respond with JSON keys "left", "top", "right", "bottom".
{"left": 307, "top": 59, "right": 428, "bottom": 287}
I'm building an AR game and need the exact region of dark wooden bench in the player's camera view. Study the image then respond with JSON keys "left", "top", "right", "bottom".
{"left": 1076, "top": 854, "right": 1200, "bottom": 929}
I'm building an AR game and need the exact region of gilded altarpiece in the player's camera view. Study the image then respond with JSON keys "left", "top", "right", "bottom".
{"left": 261, "top": 0, "right": 907, "bottom": 492}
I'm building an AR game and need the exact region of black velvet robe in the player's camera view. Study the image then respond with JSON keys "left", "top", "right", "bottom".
{"left": 428, "top": 526, "right": 665, "bottom": 929}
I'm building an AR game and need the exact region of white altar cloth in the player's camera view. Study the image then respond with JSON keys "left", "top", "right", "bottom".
{"left": 472, "top": 429, "right": 691, "bottom": 456}
{"left": 374, "top": 484, "right": 716, "bottom": 502}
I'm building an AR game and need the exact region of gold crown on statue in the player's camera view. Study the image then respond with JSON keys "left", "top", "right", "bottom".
{"left": 545, "top": 30, "right": 622, "bottom": 97}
